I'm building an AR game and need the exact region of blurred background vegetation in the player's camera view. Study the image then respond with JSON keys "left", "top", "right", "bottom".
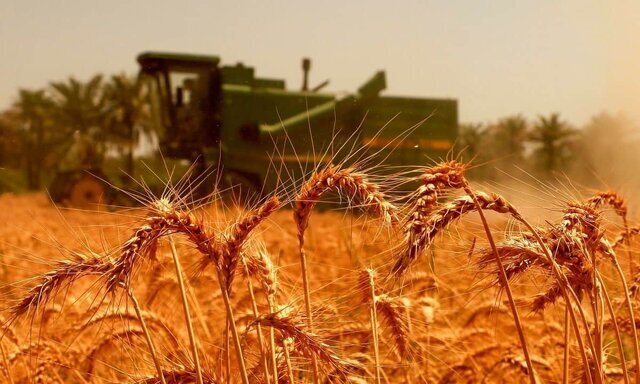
{"left": 0, "top": 73, "right": 189, "bottom": 194}
{"left": 457, "top": 110, "right": 640, "bottom": 189}
{"left": 0, "top": 72, "right": 638, "bottom": 195}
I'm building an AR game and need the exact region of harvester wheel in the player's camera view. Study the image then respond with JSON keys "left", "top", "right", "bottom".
{"left": 68, "top": 174, "right": 107, "bottom": 209}
{"left": 49, "top": 169, "right": 110, "bottom": 209}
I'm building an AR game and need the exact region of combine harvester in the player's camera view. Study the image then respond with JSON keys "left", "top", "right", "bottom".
{"left": 51, "top": 52, "right": 458, "bottom": 206}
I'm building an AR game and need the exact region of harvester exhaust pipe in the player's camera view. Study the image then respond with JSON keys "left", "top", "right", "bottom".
{"left": 302, "top": 57, "right": 311, "bottom": 91}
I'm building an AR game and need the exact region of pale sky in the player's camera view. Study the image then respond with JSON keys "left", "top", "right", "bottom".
{"left": 1, "top": 0, "right": 639, "bottom": 126}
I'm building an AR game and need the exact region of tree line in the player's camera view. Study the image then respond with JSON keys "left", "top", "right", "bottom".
{"left": 0, "top": 72, "right": 637, "bottom": 193}
{"left": 456, "top": 112, "right": 640, "bottom": 185}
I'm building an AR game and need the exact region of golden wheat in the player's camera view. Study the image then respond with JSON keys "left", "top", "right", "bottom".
{"left": 2, "top": 159, "right": 640, "bottom": 384}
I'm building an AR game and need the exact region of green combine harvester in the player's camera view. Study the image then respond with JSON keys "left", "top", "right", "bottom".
{"left": 51, "top": 52, "right": 458, "bottom": 206}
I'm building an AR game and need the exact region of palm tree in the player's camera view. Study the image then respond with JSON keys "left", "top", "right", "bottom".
{"left": 457, "top": 122, "right": 486, "bottom": 162}
{"left": 103, "top": 74, "right": 152, "bottom": 177}
{"left": 0, "top": 112, "right": 17, "bottom": 168}
{"left": 529, "top": 113, "right": 576, "bottom": 174}
{"left": 491, "top": 115, "right": 528, "bottom": 162}
{"left": 49, "top": 75, "right": 107, "bottom": 166}
{"left": 457, "top": 122, "right": 494, "bottom": 179}
{"left": 12, "top": 89, "right": 71, "bottom": 189}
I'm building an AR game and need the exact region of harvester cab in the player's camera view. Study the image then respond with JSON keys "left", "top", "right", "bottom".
{"left": 137, "top": 52, "right": 223, "bottom": 159}
{"left": 136, "top": 51, "right": 460, "bottom": 199}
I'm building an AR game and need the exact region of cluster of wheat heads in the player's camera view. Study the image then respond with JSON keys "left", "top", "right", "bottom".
{"left": 3, "top": 160, "right": 640, "bottom": 383}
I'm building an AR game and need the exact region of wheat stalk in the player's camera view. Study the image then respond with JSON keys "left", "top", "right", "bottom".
{"left": 357, "top": 268, "right": 382, "bottom": 384}
{"left": 404, "top": 161, "right": 466, "bottom": 266}
{"left": 168, "top": 238, "right": 203, "bottom": 384}
{"left": 294, "top": 165, "right": 396, "bottom": 383}
{"left": 598, "top": 238, "right": 639, "bottom": 384}
{"left": 375, "top": 294, "right": 411, "bottom": 360}
{"left": 597, "top": 271, "right": 630, "bottom": 384}
{"left": 125, "top": 287, "right": 167, "bottom": 384}
{"left": 241, "top": 251, "right": 272, "bottom": 384}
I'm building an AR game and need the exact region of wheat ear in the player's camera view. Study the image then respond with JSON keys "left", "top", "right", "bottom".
{"left": 251, "top": 310, "right": 350, "bottom": 379}
{"left": 392, "top": 191, "right": 519, "bottom": 277}
{"left": 587, "top": 191, "right": 638, "bottom": 382}
{"left": 218, "top": 197, "right": 279, "bottom": 384}
{"left": 219, "top": 195, "right": 280, "bottom": 294}
{"left": 515, "top": 218, "right": 600, "bottom": 384}
{"left": 106, "top": 202, "right": 213, "bottom": 292}
{"left": 405, "top": 161, "right": 466, "bottom": 266}
{"left": 11, "top": 254, "right": 112, "bottom": 319}
{"left": 375, "top": 294, "right": 411, "bottom": 360}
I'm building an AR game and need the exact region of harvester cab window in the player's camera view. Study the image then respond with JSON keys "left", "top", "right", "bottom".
{"left": 138, "top": 72, "right": 168, "bottom": 140}
{"left": 170, "top": 73, "right": 196, "bottom": 106}
{"left": 168, "top": 71, "right": 205, "bottom": 142}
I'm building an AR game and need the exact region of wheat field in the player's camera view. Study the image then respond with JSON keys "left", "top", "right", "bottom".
{"left": 0, "top": 160, "right": 638, "bottom": 383}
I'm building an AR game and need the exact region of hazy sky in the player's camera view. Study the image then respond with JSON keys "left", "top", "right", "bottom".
{"left": 1, "top": 0, "right": 639, "bottom": 126}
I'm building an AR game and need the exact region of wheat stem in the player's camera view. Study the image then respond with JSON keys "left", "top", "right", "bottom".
{"left": 609, "top": 253, "right": 640, "bottom": 383}
{"left": 216, "top": 265, "right": 250, "bottom": 384}
{"left": 268, "top": 296, "right": 279, "bottom": 383}
{"left": 597, "top": 273, "right": 629, "bottom": 384}
{"left": 590, "top": 252, "right": 602, "bottom": 377}
{"left": 283, "top": 338, "right": 296, "bottom": 384}
{"left": 243, "top": 260, "right": 271, "bottom": 384}
{"left": 298, "top": 241, "right": 320, "bottom": 383}
{"left": 168, "top": 238, "right": 203, "bottom": 384}
{"left": 563, "top": 303, "right": 570, "bottom": 384}
{"left": 514, "top": 215, "right": 598, "bottom": 384}
{"left": 187, "top": 284, "right": 212, "bottom": 340}
{"left": 0, "top": 342, "right": 14, "bottom": 384}
{"left": 571, "top": 291, "right": 601, "bottom": 384}
{"left": 596, "top": 289, "right": 605, "bottom": 384}
{"left": 126, "top": 287, "right": 166, "bottom": 384}
{"left": 225, "top": 320, "right": 231, "bottom": 382}
{"left": 367, "top": 272, "right": 382, "bottom": 384}
{"left": 588, "top": 294, "right": 603, "bottom": 384}
{"left": 462, "top": 183, "right": 537, "bottom": 384}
